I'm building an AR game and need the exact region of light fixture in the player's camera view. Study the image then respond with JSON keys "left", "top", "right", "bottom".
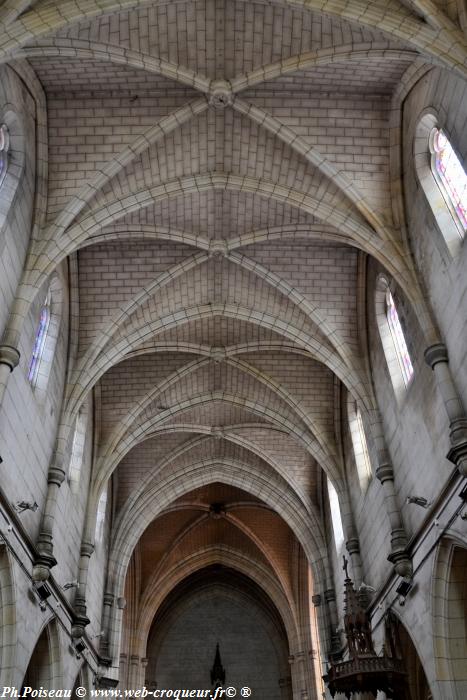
{"left": 395, "top": 578, "right": 413, "bottom": 606}
{"left": 63, "top": 580, "right": 79, "bottom": 590}
{"left": 406, "top": 496, "right": 431, "bottom": 508}
{"left": 33, "top": 581, "right": 52, "bottom": 602}
{"left": 14, "top": 500, "right": 39, "bottom": 513}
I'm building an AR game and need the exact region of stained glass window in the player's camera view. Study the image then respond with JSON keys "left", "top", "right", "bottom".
{"left": 28, "top": 293, "right": 51, "bottom": 386}
{"left": 386, "top": 290, "right": 414, "bottom": 386}
{"left": 432, "top": 128, "right": 467, "bottom": 235}
{"left": 0, "top": 124, "right": 9, "bottom": 187}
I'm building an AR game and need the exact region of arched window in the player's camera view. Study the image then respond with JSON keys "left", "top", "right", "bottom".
{"left": 27, "top": 275, "right": 63, "bottom": 400}
{"left": 430, "top": 128, "right": 467, "bottom": 236}
{"left": 28, "top": 292, "right": 51, "bottom": 386}
{"left": 327, "top": 478, "right": 345, "bottom": 552}
{"left": 375, "top": 277, "right": 415, "bottom": 401}
{"left": 386, "top": 289, "right": 414, "bottom": 387}
{"left": 69, "top": 410, "right": 87, "bottom": 494}
{"left": 348, "top": 398, "right": 372, "bottom": 490}
{"left": 0, "top": 123, "right": 9, "bottom": 187}
{"left": 414, "top": 114, "right": 466, "bottom": 255}
{"left": 95, "top": 487, "right": 108, "bottom": 543}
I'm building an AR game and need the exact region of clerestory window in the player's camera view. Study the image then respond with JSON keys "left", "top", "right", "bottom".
{"left": 385, "top": 289, "right": 414, "bottom": 387}
{"left": 69, "top": 411, "right": 87, "bottom": 494}
{"left": 28, "top": 292, "right": 51, "bottom": 387}
{"left": 349, "top": 399, "right": 373, "bottom": 491}
{"left": 0, "top": 123, "right": 9, "bottom": 187}
{"left": 95, "top": 487, "right": 108, "bottom": 543}
{"left": 327, "top": 478, "right": 345, "bottom": 552}
{"left": 430, "top": 128, "right": 467, "bottom": 237}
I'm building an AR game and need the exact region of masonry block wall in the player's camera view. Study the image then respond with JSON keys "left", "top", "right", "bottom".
{"left": 0, "top": 2, "right": 466, "bottom": 698}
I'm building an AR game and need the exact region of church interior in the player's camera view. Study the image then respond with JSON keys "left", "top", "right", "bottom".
{"left": 0, "top": 1, "right": 466, "bottom": 698}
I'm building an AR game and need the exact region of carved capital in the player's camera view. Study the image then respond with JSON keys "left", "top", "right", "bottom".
{"left": 447, "top": 417, "right": 467, "bottom": 476}
{"left": 447, "top": 441, "right": 467, "bottom": 477}
{"left": 0, "top": 344, "right": 20, "bottom": 371}
{"left": 424, "top": 342, "right": 448, "bottom": 369}
{"left": 80, "top": 541, "right": 95, "bottom": 558}
{"left": 376, "top": 462, "right": 394, "bottom": 484}
{"left": 32, "top": 554, "right": 57, "bottom": 581}
{"left": 48, "top": 465, "right": 66, "bottom": 486}
{"left": 103, "top": 592, "right": 115, "bottom": 607}
{"left": 71, "top": 612, "right": 91, "bottom": 639}
{"left": 346, "top": 537, "right": 360, "bottom": 556}
{"left": 387, "top": 545, "right": 412, "bottom": 579}
{"left": 324, "top": 588, "right": 336, "bottom": 604}
{"left": 311, "top": 594, "right": 321, "bottom": 607}
{"left": 34, "top": 530, "right": 57, "bottom": 575}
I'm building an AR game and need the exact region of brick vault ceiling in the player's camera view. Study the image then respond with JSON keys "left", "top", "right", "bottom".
{"left": 3, "top": 0, "right": 465, "bottom": 583}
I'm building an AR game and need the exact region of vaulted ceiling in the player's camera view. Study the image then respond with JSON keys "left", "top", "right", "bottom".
{"left": 2, "top": 0, "right": 466, "bottom": 653}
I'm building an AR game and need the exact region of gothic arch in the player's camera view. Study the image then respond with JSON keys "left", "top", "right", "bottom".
{"left": 21, "top": 619, "right": 62, "bottom": 691}
{"left": 433, "top": 538, "right": 467, "bottom": 698}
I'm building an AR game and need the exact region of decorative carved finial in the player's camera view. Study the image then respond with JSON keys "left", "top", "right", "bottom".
{"left": 343, "top": 555, "right": 350, "bottom": 580}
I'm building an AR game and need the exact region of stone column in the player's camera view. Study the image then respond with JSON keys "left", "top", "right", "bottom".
{"left": 338, "top": 488, "right": 363, "bottom": 586}
{"left": 71, "top": 540, "right": 94, "bottom": 638}
{"left": 278, "top": 676, "right": 292, "bottom": 700}
{"left": 99, "top": 592, "right": 115, "bottom": 664}
{"left": 345, "top": 537, "right": 363, "bottom": 587}
{"left": 140, "top": 658, "right": 148, "bottom": 688}
{"left": 119, "top": 654, "right": 128, "bottom": 690}
{"left": 323, "top": 589, "right": 341, "bottom": 659}
{"left": 128, "top": 655, "right": 140, "bottom": 689}
{"left": 425, "top": 343, "right": 467, "bottom": 476}
{"left": 375, "top": 462, "right": 412, "bottom": 578}
{"left": 33, "top": 417, "right": 74, "bottom": 580}
{"left": 288, "top": 655, "right": 302, "bottom": 700}
{"left": 0, "top": 344, "right": 20, "bottom": 406}
{"left": 369, "top": 411, "right": 412, "bottom": 578}
{"left": 0, "top": 289, "right": 33, "bottom": 408}
{"left": 32, "top": 451, "right": 66, "bottom": 580}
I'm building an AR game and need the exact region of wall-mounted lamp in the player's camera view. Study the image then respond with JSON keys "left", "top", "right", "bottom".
{"left": 63, "top": 580, "right": 79, "bottom": 590}
{"left": 395, "top": 578, "right": 413, "bottom": 606}
{"left": 406, "top": 496, "right": 431, "bottom": 508}
{"left": 32, "top": 581, "right": 52, "bottom": 610}
{"left": 14, "top": 500, "right": 38, "bottom": 513}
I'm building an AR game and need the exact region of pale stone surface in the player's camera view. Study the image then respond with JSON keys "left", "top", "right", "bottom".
{"left": 0, "top": 2, "right": 466, "bottom": 699}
